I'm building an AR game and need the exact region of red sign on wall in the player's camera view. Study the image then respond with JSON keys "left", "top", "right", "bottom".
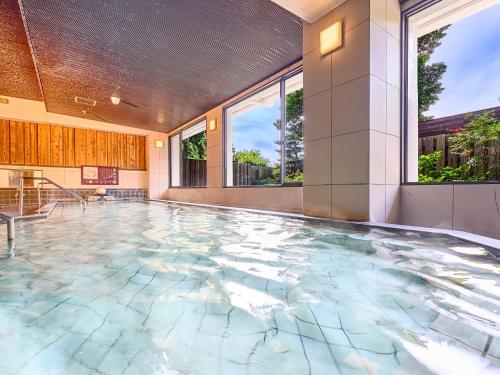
{"left": 81, "top": 166, "right": 119, "bottom": 185}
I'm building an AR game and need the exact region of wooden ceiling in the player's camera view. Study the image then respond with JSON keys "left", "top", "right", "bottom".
{"left": 0, "top": 0, "right": 302, "bottom": 132}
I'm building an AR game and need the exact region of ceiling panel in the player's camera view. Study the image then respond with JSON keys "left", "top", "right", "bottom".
{"left": 15, "top": 0, "right": 303, "bottom": 132}
{"left": 0, "top": 0, "right": 42, "bottom": 101}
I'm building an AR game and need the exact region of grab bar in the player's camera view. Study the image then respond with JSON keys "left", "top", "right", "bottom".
{"left": 0, "top": 213, "right": 15, "bottom": 241}
{"left": 20, "top": 177, "right": 87, "bottom": 215}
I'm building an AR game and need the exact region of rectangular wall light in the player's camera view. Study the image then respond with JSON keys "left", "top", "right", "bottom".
{"left": 209, "top": 119, "right": 217, "bottom": 131}
{"left": 0, "top": 97, "right": 9, "bottom": 105}
{"left": 154, "top": 140, "right": 164, "bottom": 149}
{"left": 320, "top": 20, "right": 343, "bottom": 55}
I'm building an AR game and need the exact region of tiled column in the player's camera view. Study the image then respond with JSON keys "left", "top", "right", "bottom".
{"left": 147, "top": 132, "right": 169, "bottom": 199}
{"left": 303, "top": 0, "right": 401, "bottom": 222}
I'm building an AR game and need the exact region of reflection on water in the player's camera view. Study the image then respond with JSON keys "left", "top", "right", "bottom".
{"left": 0, "top": 201, "right": 498, "bottom": 375}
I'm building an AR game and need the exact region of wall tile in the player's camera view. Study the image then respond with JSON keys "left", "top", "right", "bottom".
{"left": 386, "top": 84, "right": 400, "bottom": 137}
{"left": 304, "top": 137, "right": 332, "bottom": 186}
{"left": 399, "top": 185, "right": 453, "bottom": 229}
{"left": 385, "top": 134, "right": 400, "bottom": 185}
{"left": 332, "top": 20, "right": 370, "bottom": 88}
{"left": 370, "top": 75, "right": 387, "bottom": 134}
{"left": 332, "top": 76, "right": 369, "bottom": 136}
{"left": 369, "top": 130, "right": 386, "bottom": 185}
{"left": 304, "top": 49, "right": 332, "bottom": 98}
{"left": 385, "top": 184, "right": 400, "bottom": 223}
{"left": 387, "top": 33, "right": 400, "bottom": 88}
{"left": 370, "top": 0, "right": 387, "bottom": 30}
{"left": 370, "top": 21, "right": 387, "bottom": 82}
{"left": 304, "top": 90, "right": 332, "bottom": 142}
{"left": 453, "top": 184, "right": 500, "bottom": 239}
{"left": 332, "top": 184, "right": 369, "bottom": 221}
{"left": 369, "top": 184, "right": 386, "bottom": 222}
{"left": 332, "top": 131, "right": 369, "bottom": 184}
{"left": 303, "top": 185, "right": 332, "bottom": 217}
{"left": 386, "top": 0, "right": 401, "bottom": 41}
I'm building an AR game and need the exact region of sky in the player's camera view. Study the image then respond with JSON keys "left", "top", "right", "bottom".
{"left": 425, "top": 4, "right": 500, "bottom": 118}
{"left": 231, "top": 99, "right": 281, "bottom": 163}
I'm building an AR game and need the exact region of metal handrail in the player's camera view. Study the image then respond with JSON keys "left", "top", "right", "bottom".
{"left": 20, "top": 177, "right": 87, "bottom": 215}
{"left": 0, "top": 213, "right": 15, "bottom": 241}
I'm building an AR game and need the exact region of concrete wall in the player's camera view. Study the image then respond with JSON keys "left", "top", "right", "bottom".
{"left": 400, "top": 184, "right": 500, "bottom": 239}
{"left": 0, "top": 96, "right": 169, "bottom": 198}
{"left": 165, "top": 62, "right": 303, "bottom": 213}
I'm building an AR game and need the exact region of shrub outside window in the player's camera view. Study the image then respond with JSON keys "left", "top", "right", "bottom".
{"left": 403, "top": 0, "right": 500, "bottom": 183}
{"left": 224, "top": 70, "right": 303, "bottom": 187}
{"left": 169, "top": 119, "right": 207, "bottom": 187}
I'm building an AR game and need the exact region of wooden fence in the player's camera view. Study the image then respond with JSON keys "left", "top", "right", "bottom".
{"left": 233, "top": 162, "right": 275, "bottom": 186}
{"left": 419, "top": 131, "right": 499, "bottom": 176}
{"left": 182, "top": 159, "right": 207, "bottom": 187}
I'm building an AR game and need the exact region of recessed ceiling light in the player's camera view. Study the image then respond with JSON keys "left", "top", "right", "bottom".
{"left": 111, "top": 96, "right": 121, "bottom": 105}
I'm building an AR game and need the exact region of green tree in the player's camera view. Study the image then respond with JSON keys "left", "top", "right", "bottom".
{"left": 273, "top": 88, "right": 304, "bottom": 180}
{"left": 449, "top": 111, "right": 500, "bottom": 180}
{"left": 233, "top": 149, "right": 270, "bottom": 166}
{"left": 418, "top": 26, "right": 449, "bottom": 121}
{"left": 183, "top": 131, "right": 207, "bottom": 160}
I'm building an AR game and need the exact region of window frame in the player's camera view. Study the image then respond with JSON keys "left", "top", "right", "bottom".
{"left": 168, "top": 117, "right": 208, "bottom": 189}
{"left": 401, "top": 0, "right": 500, "bottom": 186}
{"left": 222, "top": 67, "right": 303, "bottom": 188}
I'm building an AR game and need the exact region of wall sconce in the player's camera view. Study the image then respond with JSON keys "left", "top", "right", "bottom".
{"left": 209, "top": 119, "right": 217, "bottom": 131}
{"left": 154, "top": 140, "right": 164, "bottom": 149}
{"left": 320, "top": 20, "right": 343, "bottom": 55}
{"left": 0, "top": 97, "right": 9, "bottom": 105}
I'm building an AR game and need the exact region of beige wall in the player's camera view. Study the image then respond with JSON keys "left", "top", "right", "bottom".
{"left": 302, "top": 0, "right": 401, "bottom": 222}
{"left": 165, "top": 62, "right": 303, "bottom": 213}
{"left": 400, "top": 184, "right": 500, "bottom": 240}
{"left": 0, "top": 96, "right": 169, "bottom": 197}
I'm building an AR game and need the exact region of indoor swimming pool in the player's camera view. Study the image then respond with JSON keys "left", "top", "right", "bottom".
{"left": 0, "top": 202, "right": 498, "bottom": 374}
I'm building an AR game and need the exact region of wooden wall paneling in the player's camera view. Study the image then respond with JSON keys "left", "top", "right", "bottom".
{"left": 63, "top": 127, "right": 75, "bottom": 167}
{"left": 127, "top": 134, "right": 137, "bottom": 169}
{"left": 74, "top": 128, "right": 87, "bottom": 167}
{"left": 9, "top": 121, "right": 25, "bottom": 165}
{"left": 96, "top": 131, "right": 108, "bottom": 166}
{"left": 137, "top": 136, "right": 146, "bottom": 170}
{"left": 86, "top": 129, "right": 97, "bottom": 165}
{"left": 37, "top": 123, "right": 51, "bottom": 165}
{"left": 50, "top": 125, "right": 64, "bottom": 166}
{"left": 118, "top": 133, "right": 128, "bottom": 169}
{"left": 107, "top": 132, "right": 119, "bottom": 167}
{"left": 24, "top": 122, "right": 38, "bottom": 165}
{"left": 0, "top": 120, "right": 9, "bottom": 164}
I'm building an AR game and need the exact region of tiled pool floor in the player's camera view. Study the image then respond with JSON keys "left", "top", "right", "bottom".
{"left": 0, "top": 202, "right": 498, "bottom": 374}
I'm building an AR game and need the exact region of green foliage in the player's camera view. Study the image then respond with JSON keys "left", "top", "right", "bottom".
{"left": 183, "top": 131, "right": 207, "bottom": 160}
{"left": 418, "top": 151, "right": 465, "bottom": 182}
{"left": 273, "top": 88, "right": 304, "bottom": 182}
{"left": 285, "top": 171, "right": 303, "bottom": 183}
{"left": 418, "top": 26, "right": 449, "bottom": 121}
{"left": 449, "top": 111, "right": 500, "bottom": 180}
{"left": 233, "top": 149, "right": 270, "bottom": 167}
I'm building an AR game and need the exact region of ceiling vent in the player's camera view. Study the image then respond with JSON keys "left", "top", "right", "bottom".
{"left": 74, "top": 96, "right": 96, "bottom": 106}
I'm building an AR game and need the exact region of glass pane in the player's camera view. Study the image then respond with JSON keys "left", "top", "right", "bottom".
{"left": 406, "top": 1, "right": 500, "bottom": 182}
{"left": 225, "top": 83, "right": 281, "bottom": 186}
{"left": 284, "top": 72, "right": 303, "bottom": 183}
{"left": 181, "top": 121, "right": 207, "bottom": 187}
{"left": 170, "top": 134, "right": 180, "bottom": 187}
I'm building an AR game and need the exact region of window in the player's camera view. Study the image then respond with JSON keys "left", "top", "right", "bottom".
{"left": 224, "top": 70, "right": 303, "bottom": 186}
{"left": 169, "top": 119, "right": 207, "bottom": 187}
{"left": 403, "top": 0, "right": 500, "bottom": 183}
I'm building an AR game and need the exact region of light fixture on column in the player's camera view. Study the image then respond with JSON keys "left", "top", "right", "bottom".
{"left": 154, "top": 140, "right": 164, "bottom": 149}
{"left": 320, "top": 20, "right": 343, "bottom": 55}
{"left": 209, "top": 119, "right": 217, "bottom": 131}
{"left": 0, "top": 97, "right": 9, "bottom": 104}
{"left": 110, "top": 95, "right": 121, "bottom": 105}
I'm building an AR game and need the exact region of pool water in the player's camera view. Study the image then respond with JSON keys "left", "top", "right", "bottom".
{"left": 0, "top": 202, "right": 499, "bottom": 375}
